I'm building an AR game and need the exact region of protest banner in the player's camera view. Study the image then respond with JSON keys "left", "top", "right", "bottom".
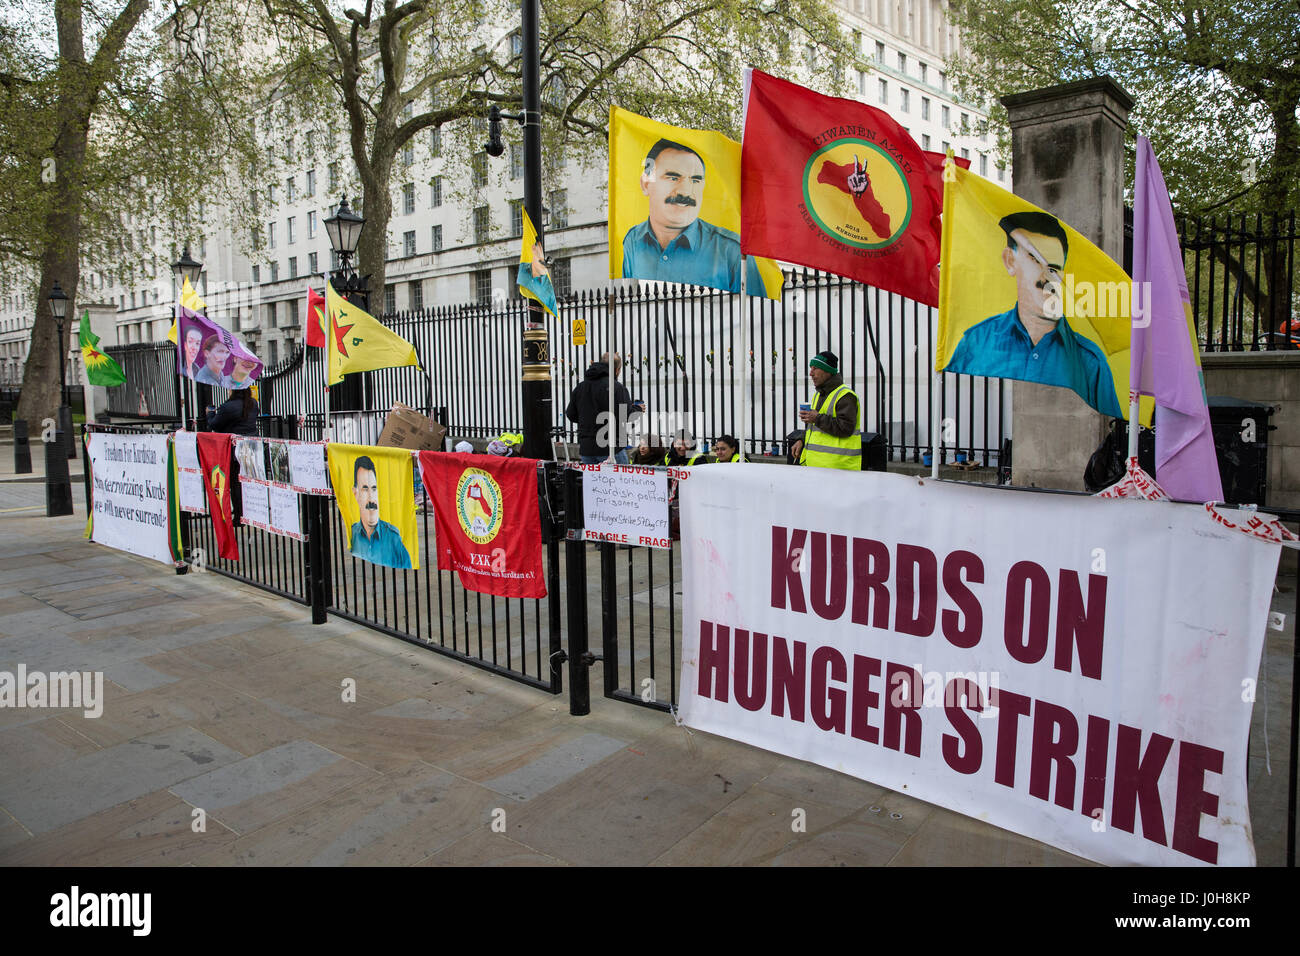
{"left": 327, "top": 443, "right": 419, "bottom": 570}
{"left": 578, "top": 463, "right": 671, "bottom": 548}
{"left": 86, "top": 432, "right": 182, "bottom": 566}
{"left": 197, "top": 433, "right": 238, "bottom": 559}
{"left": 419, "top": 451, "right": 545, "bottom": 598}
{"left": 286, "top": 441, "right": 332, "bottom": 496}
{"left": 678, "top": 467, "right": 1279, "bottom": 866}
{"left": 176, "top": 305, "right": 262, "bottom": 388}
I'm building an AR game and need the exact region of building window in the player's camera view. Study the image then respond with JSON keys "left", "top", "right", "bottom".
{"left": 403, "top": 182, "right": 415, "bottom": 214}
{"left": 308, "top": 251, "right": 318, "bottom": 274}
{"left": 288, "top": 256, "right": 298, "bottom": 278}
{"left": 939, "top": 71, "right": 947, "bottom": 92}
{"left": 921, "top": 133, "right": 931, "bottom": 150}
{"left": 875, "top": 41, "right": 885, "bottom": 62}
{"left": 267, "top": 301, "right": 278, "bottom": 328}
{"left": 430, "top": 127, "right": 441, "bottom": 156}
{"left": 330, "top": 249, "right": 340, "bottom": 271}
{"left": 549, "top": 189, "right": 567, "bottom": 229}
{"left": 402, "top": 144, "right": 414, "bottom": 167}
{"left": 432, "top": 224, "right": 443, "bottom": 252}
{"left": 961, "top": 112, "right": 969, "bottom": 130}
{"left": 308, "top": 210, "right": 317, "bottom": 238}
{"left": 306, "top": 168, "right": 316, "bottom": 196}
{"left": 384, "top": 284, "right": 396, "bottom": 314}
{"left": 858, "top": 70, "right": 866, "bottom": 94}
{"left": 551, "top": 257, "right": 572, "bottom": 298}
{"left": 328, "top": 163, "right": 339, "bottom": 192}
{"left": 268, "top": 221, "right": 277, "bottom": 248}
{"left": 509, "top": 144, "right": 524, "bottom": 180}
{"left": 250, "top": 225, "right": 262, "bottom": 250}
{"left": 268, "top": 183, "right": 277, "bottom": 204}
{"left": 998, "top": 165, "right": 1006, "bottom": 182}
{"left": 509, "top": 29, "right": 523, "bottom": 55}
{"left": 286, "top": 176, "right": 296, "bottom": 202}
{"left": 980, "top": 153, "right": 988, "bottom": 177}
{"left": 878, "top": 79, "right": 887, "bottom": 104}
{"left": 430, "top": 176, "right": 443, "bottom": 207}
{"left": 899, "top": 88, "right": 910, "bottom": 112}
{"left": 851, "top": 29, "right": 862, "bottom": 51}
{"left": 270, "top": 261, "right": 279, "bottom": 282}
{"left": 509, "top": 200, "right": 524, "bottom": 238}
{"left": 249, "top": 188, "right": 259, "bottom": 215}
{"left": 471, "top": 152, "right": 488, "bottom": 187}
{"left": 269, "top": 339, "right": 278, "bottom": 365}
{"left": 287, "top": 216, "right": 296, "bottom": 244}
{"left": 941, "top": 105, "right": 950, "bottom": 129}
{"left": 404, "top": 230, "right": 416, "bottom": 256}
{"left": 286, "top": 299, "right": 299, "bottom": 328}
{"left": 410, "top": 280, "right": 423, "bottom": 311}
{"left": 898, "top": 52, "right": 907, "bottom": 74}
{"left": 921, "top": 97, "right": 930, "bottom": 121}
{"left": 961, "top": 147, "right": 970, "bottom": 160}
{"left": 473, "top": 269, "right": 493, "bottom": 306}
{"left": 473, "top": 205, "right": 489, "bottom": 243}
{"left": 941, "top": 140, "right": 950, "bottom": 154}
{"left": 252, "top": 265, "right": 260, "bottom": 283}
{"left": 919, "top": 62, "right": 927, "bottom": 84}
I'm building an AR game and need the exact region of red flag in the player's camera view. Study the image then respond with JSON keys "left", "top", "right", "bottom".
{"left": 741, "top": 69, "right": 945, "bottom": 305}
{"left": 197, "top": 433, "right": 239, "bottom": 560}
{"left": 306, "top": 286, "right": 327, "bottom": 348}
{"left": 419, "top": 451, "right": 545, "bottom": 599}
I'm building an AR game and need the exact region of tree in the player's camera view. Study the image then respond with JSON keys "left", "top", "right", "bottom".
{"left": 945, "top": 0, "right": 1300, "bottom": 216}
{"left": 2, "top": 0, "right": 265, "bottom": 433}
{"left": 255, "top": 0, "right": 852, "bottom": 296}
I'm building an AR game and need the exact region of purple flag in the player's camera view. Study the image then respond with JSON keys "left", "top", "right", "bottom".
{"left": 1131, "top": 137, "right": 1223, "bottom": 503}
{"left": 176, "top": 305, "right": 264, "bottom": 389}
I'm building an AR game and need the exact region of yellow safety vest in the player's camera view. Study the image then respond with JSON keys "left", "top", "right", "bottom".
{"left": 800, "top": 383, "right": 862, "bottom": 470}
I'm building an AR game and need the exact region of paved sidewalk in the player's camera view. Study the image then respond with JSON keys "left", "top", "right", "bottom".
{"left": 0, "top": 483, "right": 1292, "bottom": 865}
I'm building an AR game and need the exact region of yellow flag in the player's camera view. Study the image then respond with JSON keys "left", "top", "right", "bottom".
{"left": 936, "top": 164, "right": 1152, "bottom": 425}
{"left": 168, "top": 277, "right": 208, "bottom": 344}
{"left": 608, "top": 105, "right": 783, "bottom": 299}
{"left": 517, "top": 208, "right": 558, "bottom": 317}
{"left": 326, "top": 282, "right": 420, "bottom": 386}
{"left": 326, "top": 443, "right": 420, "bottom": 570}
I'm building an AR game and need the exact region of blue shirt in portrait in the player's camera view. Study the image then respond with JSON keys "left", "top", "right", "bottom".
{"left": 621, "top": 218, "right": 764, "bottom": 295}
{"left": 350, "top": 518, "right": 412, "bottom": 569}
{"left": 946, "top": 305, "right": 1124, "bottom": 418}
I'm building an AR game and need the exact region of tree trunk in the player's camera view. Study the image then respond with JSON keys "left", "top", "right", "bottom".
{"left": 356, "top": 135, "right": 395, "bottom": 310}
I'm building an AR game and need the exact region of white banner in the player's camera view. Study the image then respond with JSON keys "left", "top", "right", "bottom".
{"left": 578, "top": 463, "right": 671, "bottom": 548}
{"left": 87, "top": 432, "right": 180, "bottom": 566}
{"left": 679, "top": 469, "right": 1279, "bottom": 866}
{"left": 177, "top": 468, "right": 207, "bottom": 514}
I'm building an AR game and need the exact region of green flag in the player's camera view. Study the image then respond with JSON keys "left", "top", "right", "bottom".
{"left": 78, "top": 311, "right": 126, "bottom": 387}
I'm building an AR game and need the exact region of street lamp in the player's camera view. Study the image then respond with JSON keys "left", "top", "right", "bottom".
{"left": 172, "top": 245, "right": 203, "bottom": 289}
{"left": 48, "top": 280, "right": 68, "bottom": 410}
{"left": 325, "top": 194, "right": 368, "bottom": 310}
{"left": 45, "top": 279, "right": 74, "bottom": 516}
{"left": 171, "top": 246, "right": 204, "bottom": 431}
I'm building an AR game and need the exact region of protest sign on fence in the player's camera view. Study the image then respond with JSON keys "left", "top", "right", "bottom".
{"left": 577, "top": 463, "right": 671, "bottom": 548}
{"left": 86, "top": 432, "right": 181, "bottom": 566}
{"left": 678, "top": 467, "right": 1280, "bottom": 866}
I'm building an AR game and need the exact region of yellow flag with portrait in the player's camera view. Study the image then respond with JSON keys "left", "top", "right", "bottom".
{"left": 326, "top": 443, "right": 420, "bottom": 570}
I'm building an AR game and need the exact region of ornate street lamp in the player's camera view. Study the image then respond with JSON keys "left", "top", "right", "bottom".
{"left": 48, "top": 280, "right": 68, "bottom": 409}
{"left": 44, "top": 279, "right": 73, "bottom": 514}
{"left": 172, "top": 246, "right": 203, "bottom": 288}
{"left": 324, "top": 194, "right": 368, "bottom": 310}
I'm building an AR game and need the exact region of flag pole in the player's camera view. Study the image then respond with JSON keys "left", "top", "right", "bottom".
{"left": 739, "top": 258, "right": 749, "bottom": 462}
{"left": 607, "top": 280, "right": 616, "bottom": 464}
{"left": 1127, "top": 142, "right": 1149, "bottom": 466}
{"left": 323, "top": 274, "right": 331, "bottom": 443}
{"left": 931, "top": 367, "right": 941, "bottom": 479}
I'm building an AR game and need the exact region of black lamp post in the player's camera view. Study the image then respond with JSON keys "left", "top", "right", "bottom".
{"left": 484, "top": 0, "right": 553, "bottom": 463}
{"left": 324, "top": 194, "right": 368, "bottom": 311}
{"left": 172, "top": 246, "right": 204, "bottom": 430}
{"left": 45, "top": 280, "right": 73, "bottom": 515}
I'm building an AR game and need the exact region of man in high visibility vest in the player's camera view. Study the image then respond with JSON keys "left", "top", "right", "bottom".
{"left": 795, "top": 350, "right": 861, "bottom": 469}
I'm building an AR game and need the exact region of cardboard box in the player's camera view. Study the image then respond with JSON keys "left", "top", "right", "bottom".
{"left": 377, "top": 403, "right": 447, "bottom": 451}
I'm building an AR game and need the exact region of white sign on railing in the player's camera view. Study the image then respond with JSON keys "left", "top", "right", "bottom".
{"left": 579, "top": 463, "right": 671, "bottom": 549}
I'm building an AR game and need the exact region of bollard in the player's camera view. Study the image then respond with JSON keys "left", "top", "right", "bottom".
{"left": 13, "top": 418, "right": 32, "bottom": 474}
{"left": 45, "top": 430, "right": 74, "bottom": 516}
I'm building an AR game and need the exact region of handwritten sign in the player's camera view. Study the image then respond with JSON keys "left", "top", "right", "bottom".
{"left": 178, "top": 468, "right": 207, "bottom": 513}
{"left": 580, "top": 464, "right": 671, "bottom": 548}
{"left": 240, "top": 478, "right": 270, "bottom": 528}
{"left": 288, "top": 442, "right": 332, "bottom": 496}
{"left": 268, "top": 484, "right": 302, "bottom": 538}
{"left": 173, "top": 430, "right": 200, "bottom": 471}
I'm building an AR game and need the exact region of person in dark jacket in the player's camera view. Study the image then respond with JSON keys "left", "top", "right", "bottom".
{"left": 565, "top": 353, "right": 642, "bottom": 464}
{"left": 206, "top": 388, "right": 259, "bottom": 436}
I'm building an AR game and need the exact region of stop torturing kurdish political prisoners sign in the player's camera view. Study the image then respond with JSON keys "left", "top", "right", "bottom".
{"left": 87, "top": 432, "right": 181, "bottom": 566}
{"left": 677, "top": 468, "right": 1280, "bottom": 866}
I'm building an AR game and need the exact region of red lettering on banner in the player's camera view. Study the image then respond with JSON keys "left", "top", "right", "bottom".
{"left": 1173, "top": 741, "right": 1224, "bottom": 865}
{"left": 1029, "top": 700, "right": 1079, "bottom": 810}
{"left": 771, "top": 636, "right": 806, "bottom": 721}
{"left": 1081, "top": 715, "right": 1111, "bottom": 821}
{"left": 894, "top": 544, "right": 937, "bottom": 637}
{"left": 697, "top": 621, "right": 730, "bottom": 703}
{"left": 942, "top": 678, "right": 983, "bottom": 774}
{"left": 810, "top": 646, "right": 848, "bottom": 733}
{"left": 993, "top": 689, "right": 1032, "bottom": 788}
{"left": 810, "top": 532, "right": 848, "bottom": 620}
{"left": 850, "top": 537, "right": 891, "bottom": 629}
{"left": 1004, "top": 561, "right": 1051, "bottom": 665}
{"left": 771, "top": 526, "right": 808, "bottom": 614}
{"left": 941, "top": 550, "right": 984, "bottom": 648}
{"left": 850, "top": 654, "right": 882, "bottom": 744}
{"left": 1054, "top": 571, "right": 1107, "bottom": 680}
{"left": 1111, "top": 723, "right": 1174, "bottom": 846}
{"left": 734, "top": 630, "right": 768, "bottom": 712}
{"left": 639, "top": 536, "right": 671, "bottom": 548}
{"left": 883, "top": 663, "right": 922, "bottom": 756}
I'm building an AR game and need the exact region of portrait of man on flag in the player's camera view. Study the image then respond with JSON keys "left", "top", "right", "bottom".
{"left": 609, "top": 106, "right": 782, "bottom": 298}
{"left": 327, "top": 443, "right": 419, "bottom": 571}
{"left": 936, "top": 165, "right": 1147, "bottom": 422}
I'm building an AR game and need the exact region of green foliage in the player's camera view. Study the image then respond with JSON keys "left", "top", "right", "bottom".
{"left": 945, "top": 0, "right": 1300, "bottom": 215}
